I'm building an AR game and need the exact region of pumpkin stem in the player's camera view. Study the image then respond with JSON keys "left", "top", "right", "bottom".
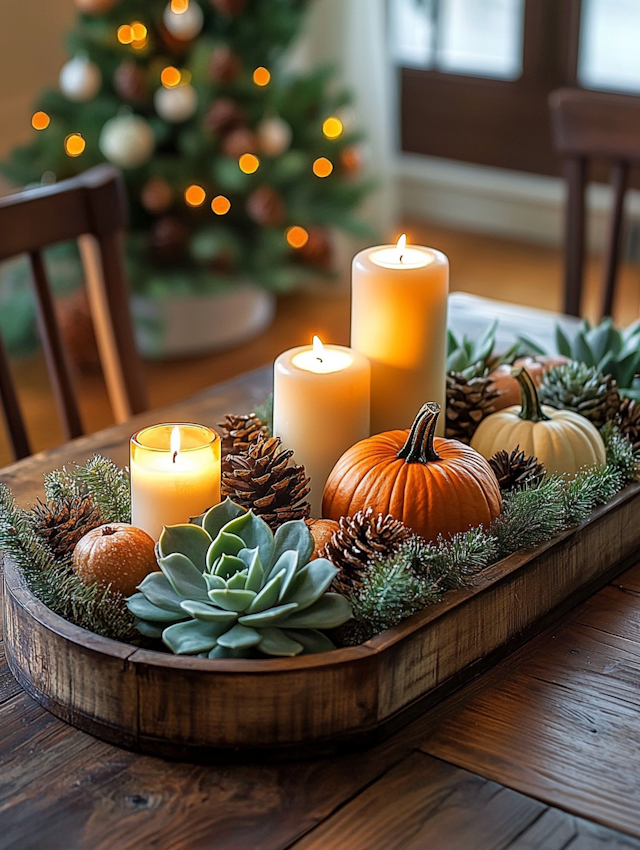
{"left": 101, "top": 525, "right": 117, "bottom": 536}
{"left": 512, "top": 367, "right": 550, "bottom": 422}
{"left": 397, "top": 402, "right": 442, "bottom": 464}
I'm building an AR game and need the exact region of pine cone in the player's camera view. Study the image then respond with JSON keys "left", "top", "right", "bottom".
{"left": 217, "top": 412, "right": 267, "bottom": 468}
{"left": 247, "top": 186, "right": 286, "bottom": 227}
{"left": 209, "top": 45, "right": 242, "bottom": 84}
{"left": 616, "top": 396, "right": 640, "bottom": 451}
{"left": 538, "top": 362, "right": 620, "bottom": 429}
{"left": 31, "top": 495, "right": 104, "bottom": 560}
{"left": 222, "top": 127, "right": 258, "bottom": 159}
{"left": 204, "top": 97, "right": 246, "bottom": 135}
{"left": 489, "top": 446, "right": 545, "bottom": 492}
{"left": 221, "top": 436, "right": 310, "bottom": 530}
{"left": 322, "top": 508, "right": 413, "bottom": 597}
{"left": 113, "top": 60, "right": 148, "bottom": 102}
{"left": 297, "top": 226, "right": 333, "bottom": 271}
{"left": 446, "top": 371, "right": 500, "bottom": 444}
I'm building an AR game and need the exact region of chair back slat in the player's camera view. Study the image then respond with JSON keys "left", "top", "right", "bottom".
{"left": 28, "top": 250, "right": 84, "bottom": 441}
{"left": 0, "top": 335, "right": 30, "bottom": 460}
{"left": 550, "top": 88, "right": 640, "bottom": 318}
{"left": 0, "top": 165, "right": 148, "bottom": 459}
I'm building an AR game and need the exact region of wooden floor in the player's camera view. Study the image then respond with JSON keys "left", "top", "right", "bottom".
{"left": 2, "top": 220, "right": 640, "bottom": 468}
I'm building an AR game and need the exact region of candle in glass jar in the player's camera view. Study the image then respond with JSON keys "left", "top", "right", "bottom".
{"left": 273, "top": 336, "right": 370, "bottom": 516}
{"left": 130, "top": 422, "right": 220, "bottom": 541}
{"left": 351, "top": 235, "right": 449, "bottom": 435}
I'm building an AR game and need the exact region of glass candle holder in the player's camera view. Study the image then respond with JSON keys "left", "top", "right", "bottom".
{"left": 130, "top": 422, "right": 220, "bottom": 541}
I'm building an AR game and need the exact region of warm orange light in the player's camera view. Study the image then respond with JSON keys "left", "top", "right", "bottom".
{"left": 211, "top": 195, "right": 231, "bottom": 215}
{"left": 64, "top": 133, "right": 86, "bottom": 157}
{"left": 171, "top": 0, "right": 189, "bottom": 11}
{"left": 286, "top": 225, "right": 309, "bottom": 249}
{"left": 253, "top": 66, "right": 271, "bottom": 86}
{"left": 239, "top": 153, "right": 260, "bottom": 174}
{"left": 185, "top": 184, "right": 206, "bottom": 206}
{"left": 161, "top": 66, "right": 181, "bottom": 87}
{"left": 131, "top": 37, "right": 148, "bottom": 50}
{"left": 322, "top": 116, "right": 343, "bottom": 139}
{"left": 396, "top": 233, "right": 407, "bottom": 260}
{"left": 32, "top": 111, "right": 50, "bottom": 130}
{"left": 117, "top": 24, "right": 133, "bottom": 44}
{"left": 313, "top": 157, "right": 333, "bottom": 178}
{"left": 131, "top": 21, "right": 147, "bottom": 40}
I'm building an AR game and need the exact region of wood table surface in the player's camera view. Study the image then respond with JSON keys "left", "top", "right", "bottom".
{"left": 2, "top": 367, "right": 640, "bottom": 850}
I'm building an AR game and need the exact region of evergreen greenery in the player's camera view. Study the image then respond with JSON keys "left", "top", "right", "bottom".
{"left": 44, "top": 454, "right": 132, "bottom": 522}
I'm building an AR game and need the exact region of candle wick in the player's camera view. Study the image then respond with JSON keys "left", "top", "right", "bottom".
{"left": 316, "top": 356, "right": 323, "bottom": 364}
{"left": 172, "top": 451, "right": 178, "bottom": 464}
{"left": 399, "top": 253, "right": 404, "bottom": 263}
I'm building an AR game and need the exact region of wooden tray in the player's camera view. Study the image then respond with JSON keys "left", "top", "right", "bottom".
{"left": 4, "top": 482, "right": 640, "bottom": 761}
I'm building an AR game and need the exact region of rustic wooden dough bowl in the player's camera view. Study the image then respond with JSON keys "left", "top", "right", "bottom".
{"left": 4, "top": 483, "right": 640, "bottom": 761}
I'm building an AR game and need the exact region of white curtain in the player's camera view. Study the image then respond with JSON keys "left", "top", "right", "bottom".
{"left": 289, "top": 0, "right": 399, "bottom": 240}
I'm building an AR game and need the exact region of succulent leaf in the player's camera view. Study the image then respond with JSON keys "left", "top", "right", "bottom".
{"left": 136, "top": 572, "right": 185, "bottom": 613}
{"left": 216, "top": 623, "right": 261, "bottom": 649}
{"left": 158, "top": 523, "right": 211, "bottom": 567}
{"left": 129, "top": 500, "right": 352, "bottom": 657}
{"left": 238, "top": 602, "right": 299, "bottom": 627}
{"left": 223, "top": 511, "right": 275, "bottom": 569}
{"left": 202, "top": 498, "right": 247, "bottom": 538}
{"left": 278, "top": 593, "right": 353, "bottom": 629}
{"left": 159, "top": 552, "right": 209, "bottom": 601}
{"left": 208, "top": 588, "right": 257, "bottom": 612}
{"left": 258, "top": 627, "right": 303, "bottom": 657}
{"left": 179, "top": 600, "right": 238, "bottom": 624}
{"left": 246, "top": 568, "right": 286, "bottom": 613}
{"left": 282, "top": 558, "right": 338, "bottom": 610}
{"left": 272, "top": 520, "right": 314, "bottom": 566}
{"left": 163, "top": 619, "right": 225, "bottom": 654}
{"left": 206, "top": 531, "right": 245, "bottom": 568}
{"left": 128, "top": 593, "right": 188, "bottom": 622}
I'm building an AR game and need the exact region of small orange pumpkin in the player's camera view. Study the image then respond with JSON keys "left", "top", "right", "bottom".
{"left": 73, "top": 523, "right": 158, "bottom": 597}
{"left": 322, "top": 403, "right": 502, "bottom": 542}
{"left": 306, "top": 518, "right": 340, "bottom": 559}
{"left": 490, "top": 355, "right": 571, "bottom": 409}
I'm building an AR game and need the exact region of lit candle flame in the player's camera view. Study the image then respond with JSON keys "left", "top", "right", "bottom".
{"left": 396, "top": 233, "right": 407, "bottom": 263}
{"left": 171, "top": 426, "right": 180, "bottom": 464}
{"left": 312, "top": 334, "right": 324, "bottom": 364}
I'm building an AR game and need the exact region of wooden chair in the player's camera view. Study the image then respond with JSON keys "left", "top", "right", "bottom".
{"left": 549, "top": 88, "right": 640, "bottom": 318}
{"left": 0, "top": 165, "right": 148, "bottom": 460}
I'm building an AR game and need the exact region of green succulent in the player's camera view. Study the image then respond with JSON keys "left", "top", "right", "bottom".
{"left": 555, "top": 318, "right": 640, "bottom": 400}
{"left": 127, "top": 499, "right": 352, "bottom": 658}
{"left": 447, "top": 320, "right": 521, "bottom": 379}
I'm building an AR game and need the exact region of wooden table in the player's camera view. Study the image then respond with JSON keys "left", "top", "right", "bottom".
{"left": 2, "top": 367, "right": 640, "bottom": 850}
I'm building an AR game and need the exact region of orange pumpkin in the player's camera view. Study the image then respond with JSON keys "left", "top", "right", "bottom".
{"left": 490, "top": 355, "right": 571, "bottom": 409}
{"left": 322, "top": 403, "right": 502, "bottom": 542}
{"left": 73, "top": 523, "right": 158, "bottom": 597}
{"left": 306, "top": 518, "right": 339, "bottom": 559}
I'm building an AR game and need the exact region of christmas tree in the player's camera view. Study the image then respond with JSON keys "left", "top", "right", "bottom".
{"left": 2, "top": 0, "right": 371, "bottom": 301}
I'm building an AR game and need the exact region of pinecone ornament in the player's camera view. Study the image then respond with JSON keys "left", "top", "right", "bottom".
{"left": 222, "top": 127, "right": 258, "bottom": 159}
{"left": 322, "top": 508, "right": 413, "bottom": 597}
{"left": 204, "top": 97, "right": 246, "bottom": 135}
{"left": 616, "top": 396, "right": 640, "bottom": 451}
{"left": 141, "top": 178, "right": 173, "bottom": 214}
{"left": 489, "top": 446, "right": 545, "bottom": 492}
{"left": 113, "top": 61, "right": 148, "bottom": 103}
{"left": 247, "top": 186, "right": 286, "bottom": 227}
{"left": 221, "top": 436, "right": 311, "bottom": 530}
{"left": 148, "top": 216, "right": 190, "bottom": 263}
{"left": 446, "top": 371, "right": 500, "bottom": 444}
{"left": 209, "top": 45, "right": 242, "bottom": 84}
{"left": 538, "top": 362, "right": 620, "bottom": 429}
{"left": 211, "top": 0, "right": 246, "bottom": 15}
{"left": 31, "top": 495, "right": 104, "bottom": 560}
{"left": 217, "top": 412, "right": 267, "bottom": 467}
{"left": 297, "top": 226, "right": 333, "bottom": 271}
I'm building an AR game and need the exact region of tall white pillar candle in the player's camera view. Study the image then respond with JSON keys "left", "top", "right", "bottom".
{"left": 130, "top": 422, "right": 220, "bottom": 541}
{"left": 351, "top": 236, "right": 449, "bottom": 435}
{"left": 273, "top": 337, "right": 370, "bottom": 516}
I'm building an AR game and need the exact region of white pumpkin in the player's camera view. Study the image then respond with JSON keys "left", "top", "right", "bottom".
{"left": 471, "top": 367, "right": 606, "bottom": 478}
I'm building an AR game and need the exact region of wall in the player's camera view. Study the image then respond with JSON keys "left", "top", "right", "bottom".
{"left": 0, "top": 0, "right": 75, "bottom": 161}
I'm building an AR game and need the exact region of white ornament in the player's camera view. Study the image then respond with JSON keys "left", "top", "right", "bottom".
{"left": 154, "top": 84, "right": 197, "bottom": 123}
{"left": 59, "top": 54, "right": 102, "bottom": 102}
{"left": 163, "top": 2, "right": 204, "bottom": 40}
{"left": 99, "top": 113, "right": 155, "bottom": 169}
{"left": 257, "top": 116, "right": 292, "bottom": 158}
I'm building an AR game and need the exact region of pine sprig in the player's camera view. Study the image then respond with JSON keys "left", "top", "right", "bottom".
{"left": 601, "top": 422, "right": 639, "bottom": 483}
{"left": 0, "top": 484, "right": 133, "bottom": 641}
{"left": 491, "top": 478, "right": 567, "bottom": 559}
{"left": 43, "top": 454, "right": 131, "bottom": 523}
